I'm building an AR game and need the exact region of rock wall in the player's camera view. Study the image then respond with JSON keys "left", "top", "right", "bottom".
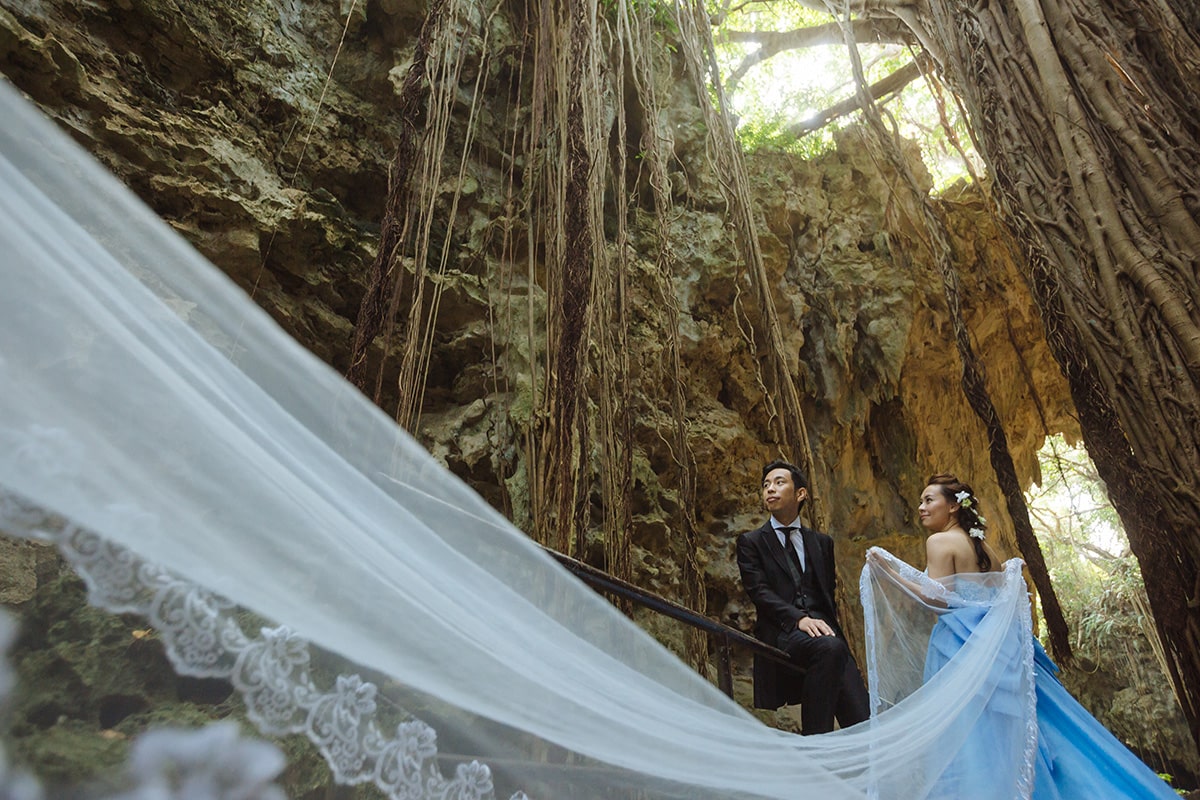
{"left": 0, "top": 0, "right": 1061, "bottom": 573}
{"left": 2, "top": 0, "right": 1195, "bottom": 788}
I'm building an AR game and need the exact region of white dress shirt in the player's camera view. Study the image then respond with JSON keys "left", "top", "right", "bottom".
{"left": 771, "top": 518, "right": 806, "bottom": 572}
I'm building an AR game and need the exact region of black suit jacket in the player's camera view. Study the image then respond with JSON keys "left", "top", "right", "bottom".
{"left": 736, "top": 519, "right": 844, "bottom": 709}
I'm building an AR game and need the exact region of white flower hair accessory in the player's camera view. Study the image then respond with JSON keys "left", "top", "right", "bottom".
{"left": 954, "top": 490, "right": 973, "bottom": 508}
{"left": 969, "top": 527, "right": 986, "bottom": 540}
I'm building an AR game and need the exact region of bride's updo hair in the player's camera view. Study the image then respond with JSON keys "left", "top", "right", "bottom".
{"left": 928, "top": 473, "right": 991, "bottom": 572}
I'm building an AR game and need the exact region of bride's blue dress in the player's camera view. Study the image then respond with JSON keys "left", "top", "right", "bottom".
{"left": 926, "top": 604, "right": 1177, "bottom": 799}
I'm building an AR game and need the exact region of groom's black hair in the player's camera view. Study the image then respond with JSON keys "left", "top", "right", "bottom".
{"left": 762, "top": 459, "right": 808, "bottom": 491}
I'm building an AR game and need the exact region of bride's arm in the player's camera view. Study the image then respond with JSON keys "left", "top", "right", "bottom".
{"left": 865, "top": 547, "right": 950, "bottom": 608}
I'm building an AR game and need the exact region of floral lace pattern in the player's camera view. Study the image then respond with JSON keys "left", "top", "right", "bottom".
{"left": 0, "top": 453, "right": 528, "bottom": 800}
{"left": 0, "top": 608, "right": 288, "bottom": 799}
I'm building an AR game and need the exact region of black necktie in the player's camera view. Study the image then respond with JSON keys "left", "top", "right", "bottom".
{"left": 779, "top": 526, "right": 805, "bottom": 581}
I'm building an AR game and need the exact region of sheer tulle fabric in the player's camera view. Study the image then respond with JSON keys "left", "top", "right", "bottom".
{"left": 860, "top": 551, "right": 1038, "bottom": 800}
{"left": 2, "top": 79, "right": 1042, "bottom": 798}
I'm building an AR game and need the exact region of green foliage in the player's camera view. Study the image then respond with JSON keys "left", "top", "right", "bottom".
{"left": 707, "top": 0, "right": 980, "bottom": 188}
{"left": 1027, "top": 436, "right": 1148, "bottom": 652}
{"left": 601, "top": 0, "right": 679, "bottom": 36}
{"left": 1155, "top": 772, "right": 1188, "bottom": 795}
{"left": 734, "top": 115, "right": 830, "bottom": 157}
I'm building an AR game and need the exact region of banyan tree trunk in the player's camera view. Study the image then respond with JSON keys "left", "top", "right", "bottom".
{"left": 899, "top": 0, "right": 1200, "bottom": 745}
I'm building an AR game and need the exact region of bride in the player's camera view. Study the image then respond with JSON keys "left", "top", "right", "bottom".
{"left": 862, "top": 474, "right": 1178, "bottom": 799}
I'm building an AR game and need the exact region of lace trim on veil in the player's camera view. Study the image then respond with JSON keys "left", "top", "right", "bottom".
{"left": 0, "top": 486, "right": 527, "bottom": 800}
{"left": 1014, "top": 561, "right": 1037, "bottom": 800}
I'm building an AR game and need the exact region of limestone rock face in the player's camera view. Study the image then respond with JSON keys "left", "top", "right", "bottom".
{"left": 1, "top": 0, "right": 409, "bottom": 368}
{"left": 1, "top": 0, "right": 1195, "bottom": 787}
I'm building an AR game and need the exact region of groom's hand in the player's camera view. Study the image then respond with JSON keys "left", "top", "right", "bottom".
{"left": 797, "top": 616, "right": 834, "bottom": 637}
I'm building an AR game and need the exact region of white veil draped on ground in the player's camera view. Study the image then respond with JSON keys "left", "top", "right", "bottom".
{"left": 1, "top": 79, "right": 1036, "bottom": 799}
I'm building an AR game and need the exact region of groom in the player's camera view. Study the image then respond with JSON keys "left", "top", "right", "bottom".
{"left": 736, "top": 460, "right": 870, "bottom": 734}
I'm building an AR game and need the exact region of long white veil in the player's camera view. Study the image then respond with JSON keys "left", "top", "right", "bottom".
{"left": 1, "top": 78, "right": 1036, "bottom": 799}
{"left": 861, "top": 550, "right": 1037, "bottom": 799}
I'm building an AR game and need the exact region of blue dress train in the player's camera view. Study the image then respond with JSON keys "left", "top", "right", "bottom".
{"left": 925, "top": 606, "right": 1177, "bottom": 799}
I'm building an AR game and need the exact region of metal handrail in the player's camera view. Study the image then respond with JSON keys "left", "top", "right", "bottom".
{"left": 543, "top": 546, "right": 803, "bottom": 697}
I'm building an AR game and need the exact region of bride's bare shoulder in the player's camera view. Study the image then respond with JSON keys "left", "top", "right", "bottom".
{"left": 925, "top": 530, "right": 964, "bottom": 551}
{"left": 925, "top": 531, "right": 963, "bottom": 577}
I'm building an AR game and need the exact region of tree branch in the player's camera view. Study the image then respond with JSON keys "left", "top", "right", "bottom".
{"left": 786, "top": 55, "right": 926, "bottom": 137}
{"left": 722, "top": 19, "right": 915, "bottom": 90}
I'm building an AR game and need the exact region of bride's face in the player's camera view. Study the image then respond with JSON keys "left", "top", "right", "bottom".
{"left": 918, "top": 484, "right": 959, "bottom": 532}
